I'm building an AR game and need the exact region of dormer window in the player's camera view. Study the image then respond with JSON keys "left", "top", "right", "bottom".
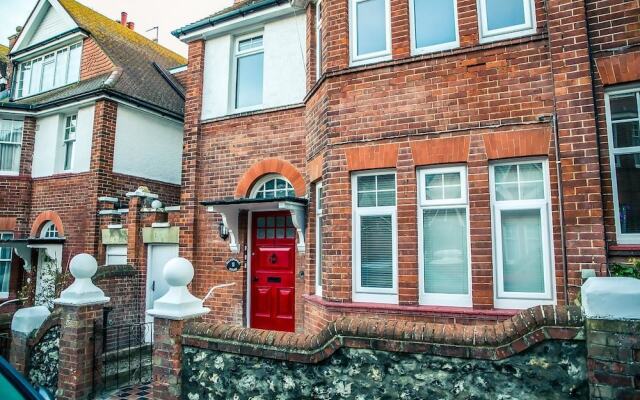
{"left": 15, "top": 42, "right": 82, "bottom": 99}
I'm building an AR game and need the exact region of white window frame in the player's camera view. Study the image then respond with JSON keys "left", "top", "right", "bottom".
{"left": 0, "top": 232, "right": 13, "bottom": 298}
{"left": 349, "top": 0, "right": 392, "bottom": 66}
{"left": 0, "top": 119, "right": 24, "bottom": 176}
{"left": 490, "top": 158, "right": 555, "bottom": 309}
{"left": 106, "top": 245, "right": 128, "bottom": 266}
{"left": 249, "top": 174, "right": 296, "bottom": 199}
{"left": 315, "top": 0, "right": 323, "bottom": 80}
{"left": 231, "top": 31, "right": 264, "bottom": 113}
{"left": 63, "top": 114, "right": 77, "bottom": 171}
{"left": 417, "top": 165, "right": 472, "bottom": 307}
{"left": 477, "top": 0, "right": 536, "bottom": 43}
{"left": 40, "top": 221, "right": 60, "bottom": 238}
{"left": 15, "top": 41, "right": 83, "bottom": 99}
{"left": 605, "top": 87, "right": 640, "bottom": 244}
{"left": 352, "top": 170, "right": 398, "bottom": 304}
{"left": 409, "top": 0, "right": 460, "bottom": 55}
{"left": 315, "top": 182, "right": 323, "bottom": 296}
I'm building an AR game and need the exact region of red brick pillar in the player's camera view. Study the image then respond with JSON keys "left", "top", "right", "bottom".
{"left": 152, "top": 318, "right": 185, "bottom": 400}
{"left": 57, "top": 303, "right": 105, "bottom": 400}
{"left": 9, "top": 331, "right": 29, "bottom": 374}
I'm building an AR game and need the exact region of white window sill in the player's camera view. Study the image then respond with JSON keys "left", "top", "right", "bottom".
{"left": 420, "top": 294, "right": 472, "bottom": 308}
{"left": 350, "top": 53, "right": 392, "bottom": 68}
{"left": 479, "top": 27, "right": 537, "bottom": 44}
{"left": 0, "top": 171, "right": 19, "bottom": 176}
{"left": 353, "top": 292, "right": 398, "bottom": 304}
{"left": 412, "top": 41, "right": 460, "bottom": 56}
{"left": 494, "top": 297, "right": 555, "bottom": 310}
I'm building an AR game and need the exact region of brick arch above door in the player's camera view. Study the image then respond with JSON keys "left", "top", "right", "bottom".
{"left": 30, "top": 211, "right": 65, "bottom": 237}
{"left": 235, "top": 158, "right": 306, "bottom": 198}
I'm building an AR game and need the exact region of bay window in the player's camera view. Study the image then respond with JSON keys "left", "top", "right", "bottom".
{"left": 234, "top": 33, "right": 264, "bottom": 111}
{"left": 410, "top": 0, "right": 459, "bottom": 54}
{"left": 353, "top": 171, "right": 397, "bottom": 303}
{"left": 0, "top": 232, "right": 13, "bottom": 298}
{"left": 316, "top": 182, "right": 323, "bottom": 295}
{"left": 418, "top": 166, "right": 471, "bottom": 306}
{"left": 349, "top": 0, "right": 391, "bottom": 65}
{"left": 478, "top": 0, "right": 536, "bottom": 43}
{"left": 0, "top": 119, "right": 23, "bottom": 175}
{"left": 15, "top": 42, "right": 82, "bottom": 99}
{"left": 606, "top": 88, "right": 640, "bottom": 244}
{"left": 491, "top": 160, "right": 554, "bottom": 308}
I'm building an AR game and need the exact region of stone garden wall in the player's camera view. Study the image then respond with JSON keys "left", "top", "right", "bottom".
{"left": 181, "top": 305, "right": 587, "bottom": 399}
{"left": 27, "top": 318, "right": 60, "bottom": 394}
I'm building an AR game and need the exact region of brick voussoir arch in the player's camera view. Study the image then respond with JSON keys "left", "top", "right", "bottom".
{"left": 183, "top": 305, "right": 585, "bottom": 364}
{"left": 235, "top": 158, "right": 306, "bottom": 198}
{"left": 30, "top": 210, "right": 65, "bottom": 237}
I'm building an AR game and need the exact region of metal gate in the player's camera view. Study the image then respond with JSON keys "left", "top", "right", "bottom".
{"left": 93, "top": 315, "right": 153, "bottom": 395}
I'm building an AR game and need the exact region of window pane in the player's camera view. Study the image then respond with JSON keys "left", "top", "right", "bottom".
{"left": 360, "top": 215, "right": 393, "bottom": 288}
{"left": 414, "top": 0, "right": 456, "bottom": 49}
{"left": 358, "top": 192, "right": 376, "bottom": 207}
{"left": 519, "top": 163, "right": 543, "bottom": 181}
{"left": 64, "top": 142, "right": 74, "bottom": 170}
{"left": 377, "top": 190, "right": 396, "bottom": 206}
{"left": 236, "top": 52, "right": 264, "bottom": 108}
{"left": 520, "top": 182, "right": 544, "bottom": 200}
{"left": 377, "top": 174, "right": 395, "bottom": 190}
{"left": 423, "top": 208, "right": 468, "bottom": 294}
{"left": 357, "top": 175, "right": 376, "bottom": 191}
{"left": 317, "top": 216, "right": 323, "bottom": 288}
{"left": 29, "top": 58, "right": 43, "bottom": 94}
{"left": 495, "top": 164, "right": 517, "bottom": 183}
{"left": 55, "top": 49, "right": 69, "bottom": 87}
{"left": 501, "top": 209, "right": 545, "bottom": 293}
{"left": 486, "top": 0, "right": 526, "bottom": 31}
{"left": 238, "top": 36, "right": 263, "bottom": 52}
{"left": 67, "top": 44, "right": 82, "bottom": 83}
{"left": 610, "top": 95, "right": 638, "bottom": 121}
{"left": 495, "top": 183, "right": 519, "bottom": 201}
{"left": 612, "top": 122, "right": 640, "bottom": 149}
{"left": 356, "top": 0, "right": 387, "bottom": 56}
{"left": 41, "top": 55, "right": 56, "bottom": 92}
{"left": 615, "top": 153, "right": 640, "bottom": 234}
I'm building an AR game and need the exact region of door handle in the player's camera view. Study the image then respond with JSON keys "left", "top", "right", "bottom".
{"left": 152, "top": 281, "right": 155, "bottom": 291}
{"left": 253, "top": 277, "right": 259, "bottom": 282}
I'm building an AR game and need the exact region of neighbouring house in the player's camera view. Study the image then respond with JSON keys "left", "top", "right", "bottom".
{"left": 172, "top": 0, "right": 639, "bottom": 333}
{"left": 0, "top": 44, "right": 8, "bottom": 95}
{"left": 0, "top": 0, "right": 186, "bottom": 314}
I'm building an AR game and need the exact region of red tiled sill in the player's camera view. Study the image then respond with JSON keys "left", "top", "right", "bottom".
{"left": 303, "top": 294, "right": 518, "bottom": 319}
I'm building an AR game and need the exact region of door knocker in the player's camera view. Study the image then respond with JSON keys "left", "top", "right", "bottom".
{"left": 269, "top": 253, "right": 277, "bottom": 264}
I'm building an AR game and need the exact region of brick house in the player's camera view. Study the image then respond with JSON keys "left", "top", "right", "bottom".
{"left": 0, "top": 0, "right": 186, "bottom": 312}
{"left": 171, "top": 0, "right": 639, "bottom": 334}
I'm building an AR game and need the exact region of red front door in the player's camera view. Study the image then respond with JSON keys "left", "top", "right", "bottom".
{"left": 250, "top": 211, "right": 296, "bottom": 332}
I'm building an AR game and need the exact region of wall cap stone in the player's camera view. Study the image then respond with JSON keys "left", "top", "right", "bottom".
{"left": 54, "top": 254, "right": 110, "bottom": 306}
{"left": 11, "top": 306, "right": 50, "bottom": 335}
{"left": 183, "top": 305, "right": 584, "bottom": 363}
{"left": 582, "top": 277, "right": 640, "bottom": 320}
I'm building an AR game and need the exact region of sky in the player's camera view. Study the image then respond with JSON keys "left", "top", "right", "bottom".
{"left": 0, "top": 0, "right": 235, "bottom": 56}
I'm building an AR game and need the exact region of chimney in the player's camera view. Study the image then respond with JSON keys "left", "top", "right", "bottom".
{"left": 126, "top": 21, "right": 135, "bottom": 31}
{"left": 120, "top": 11, "right": 127, "bottom": 26}
{"left": 6, "top": 27, "right": 22, "bottom": 92}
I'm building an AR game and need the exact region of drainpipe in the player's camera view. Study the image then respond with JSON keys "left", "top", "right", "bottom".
{"left": 552, "top": 113, "right": 570, "bottom": 305}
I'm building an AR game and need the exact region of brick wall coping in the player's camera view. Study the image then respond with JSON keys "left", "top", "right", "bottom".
{"left": 304, "top": 294, "right": 518, "bottom": 319}
{"left": 93, "top": 264, "right": 136, "bottom": 282}
{"left": 182, "top": 305, "right": 584, "bottom": 364}
{"left": 0, "top": 174, "right": 32, "bottom": 182}
{"left": 200, "top": 103, "right": 305, "bottom": 125}
{"left": 111, "top": 172, "right": 182, "bottom": 188}
{"left": 27, "top": 308, "right": 61, "bottom": 346}
{"left": 31, "top": 172, "right": 92, "bottom": 181}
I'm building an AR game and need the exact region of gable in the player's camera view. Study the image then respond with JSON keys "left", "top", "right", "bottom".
{"left": 12, "top": 0, "right": 77, "bottom": 52}
{"left": 28, "top": 2, "right": 75, "bottom": 46}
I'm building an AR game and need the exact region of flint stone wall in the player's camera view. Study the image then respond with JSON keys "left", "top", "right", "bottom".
{"left": 182, "top": 340, "right": 587, "bottom": 400}
{"left": 27, "top": 325, "right": 59, "bottom": 394}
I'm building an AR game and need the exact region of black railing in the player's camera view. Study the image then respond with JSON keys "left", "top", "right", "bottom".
{"left": 0, "top": 333, "right": 10, "bottom": 360}
{"left": 93, "top": 321, "right": 153, "bottom": 395}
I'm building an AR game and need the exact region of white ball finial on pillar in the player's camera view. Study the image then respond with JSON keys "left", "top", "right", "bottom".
{"left": 146, "top": 257, "right": 210, "bottom": 320}
{"left": 54, "top": 254, "right": 110, "bottom": 306}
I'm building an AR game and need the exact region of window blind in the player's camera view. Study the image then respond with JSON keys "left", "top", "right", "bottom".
{"left": 360, "top": 215, "right": 393, "bottom": 289}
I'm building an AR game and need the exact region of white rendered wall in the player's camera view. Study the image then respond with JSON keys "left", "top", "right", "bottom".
{"left": 201, "top": 12, "right": 307, "bottom": 120}
{"left": 28, "top": 3, "right": 74, "bottom": 46}
{"left": 32, "top": 104, "right": 94, "bottom": 177}
{"left": 112, "top": 105, "right": 183, "bottom": 184}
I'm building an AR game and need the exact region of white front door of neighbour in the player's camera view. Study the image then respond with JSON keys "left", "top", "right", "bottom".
{"left": 145, "top": 244, "right": 178, "bottom": 339}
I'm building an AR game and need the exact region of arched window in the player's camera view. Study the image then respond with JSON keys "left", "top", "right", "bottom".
{"left": 251, "top": 175, "right": 295, "bottom": 199}
{"left": 40, "top": 221, "right": 60, "bottom": 239}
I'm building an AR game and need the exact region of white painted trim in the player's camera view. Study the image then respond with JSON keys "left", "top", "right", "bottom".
{"left": 489, "top": 158, "right": 556, "bottom": 309}
{"left": 409, "top": 0, "right": 460, "bottom": 56}
{"left": 246, "top": 210, "right": 253, "bottom": 328}
{"left": 249, "top": 173, "right": 295, "bottom": 199}
{"left": 315, "top": 182, "right": 323, "bottom": 296}
{"left": 417, "top": 165, "right": 472, "bottom": 307}
{"left": 351, "top": 170, "right": 398, "bottom": 304}
{"left": 604, "top": 87, "right": 640, "bottom": 245}
{"left": 11, "top": 32, "right": 87, "bottom": 62}
{"left": 349, "top": 0, "right": 392, "bottom": 67}
{"left": 477, "top": 0, "right": 536, "bottom": 44}
{"left": 315, "top": 0, "right": 322, "bottom": 81}
{"left": 169, "top": 65, "right": 187, "bottom": 74}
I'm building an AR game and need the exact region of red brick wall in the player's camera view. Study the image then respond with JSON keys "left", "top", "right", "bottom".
{"left": 79, "top": 37, "right": 115, "bottom": 81}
